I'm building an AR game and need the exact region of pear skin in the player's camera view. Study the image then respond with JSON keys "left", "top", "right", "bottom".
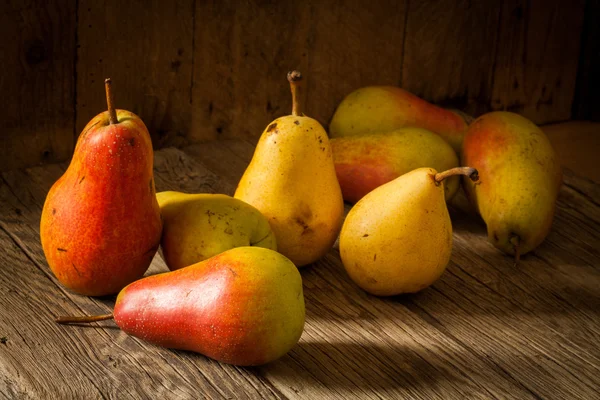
{"left": 235, "top": 72, "right": 344, "bottom": 266}
{"left": 340, "top": 167, "right": 478, "bottom": 296}
{"left": 157, "top": 191, "right": 276, "bottom": 270}
{"left": 112, "top": 247, "right": 305, "bottom": 366}
{"left": 40, "top": 80, "right": 162, "bottom": 296}
{"left": 329, "top": 86, "right": 470, "bottom": 152}
{"left": 331, "top": 127, "right": 460, "bottom": 203}
{"left": 462, "top": 111, "right": 562, "bottom": 258}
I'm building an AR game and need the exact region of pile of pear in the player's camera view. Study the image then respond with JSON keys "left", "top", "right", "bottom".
{"left": 41, "top": 73, "right": 562, "bottom": 367}
{"left": 44, "top": 78, "right": 314, "bottom": 366}
{"left": 330, "top": 85, "right": 562, "bottom": 295}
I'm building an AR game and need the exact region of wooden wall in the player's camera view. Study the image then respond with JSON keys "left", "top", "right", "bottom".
{"left": 0, "top": 0, "right": 593, "bottom": 171}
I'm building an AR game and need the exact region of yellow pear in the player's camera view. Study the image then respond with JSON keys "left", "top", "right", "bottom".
{"left": 157, "top": 191, "right": 276, "bottom": 271}
{"left": 235, "top": 71, "right": 344, "bottom": 267}
{"left": 339, "top": 167, "right": 478, "bottom": 296}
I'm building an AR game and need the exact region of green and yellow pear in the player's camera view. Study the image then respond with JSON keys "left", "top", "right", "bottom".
{"left": 235, "top": 71, "right": 344, "bottom": 267}
{"left": 462, "top": 111, "right": 562, "bottom": 260}
{"left": 340, "top": 167, "right": 478, "bottom": 296}
{"left": 157, "top": 191, "right": 276, "bottom": 270}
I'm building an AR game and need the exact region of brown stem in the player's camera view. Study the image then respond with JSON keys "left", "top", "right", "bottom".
{"left": 510, "top": 236, "right": 521, "bottom": 267}
{"left": 56, "top": 313, "right": 114, "bottom": 325}
{"left": 104, "top": 78, "right": 118, "bottom": 124}
{"left": 434, "top": 167, "right": 479, "bottom": 184}
{"left": 287, "top": 71, "right": 302, "bottom": 116}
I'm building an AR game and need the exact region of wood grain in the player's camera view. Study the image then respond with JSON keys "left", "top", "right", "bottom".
{"left": 401, "top": 0, "right": 502, "bottom": 117}
{"left": 0, "top": 0, "right": 76, "bottom": 172}
{"left": 76, "top": 0, "right": 194, "bottom": 148}
{"left": 1, "top": 140, "right": 600, "bottom": 398}
{"left": 190, "top": 0, "right": 407, "bottom": 143}
{"left": 491, "top": 0, "right": 586, "bottom": 124}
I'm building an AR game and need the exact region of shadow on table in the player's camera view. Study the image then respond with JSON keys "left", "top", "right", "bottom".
{"left": 260, "top": 340, "right": 476, "bottom": 395}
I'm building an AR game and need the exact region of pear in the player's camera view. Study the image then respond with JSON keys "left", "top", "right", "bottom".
{"left": 157, "top": 191, "right": 276, "bottom": 270}
{"left": 40, "top": 79, "right": 162, "bottom": 296}
{"left": 461, "top": 111, "right": 562, "bottom": 261}
{"left": 331, "top": 127, "right": 460, "bottom": 203}
{"left": 329, "top": 86, "right": 471, "bottom": 153}
{"left": 56, "top": 247, "right": 305, "bottom": 366}
{"left": 235, "top": 71, "right": 344, "bottom": 267}
{"left": 339, "top": 167, "right": 478, "bottom": 296}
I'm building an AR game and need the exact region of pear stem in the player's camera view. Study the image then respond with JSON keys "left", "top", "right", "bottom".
{"left": 510, "top": 236, "right": 521, "bottom": 267}
{"left": 287, "top": 71, "right": 302, "bottom": 116}
{"left": 434, "top": 167, "right": 479, "bottom": 184}
{"left": 56, "top": 313, "right": 114, "bottom": 325}
{"left": 105, "top": 78, "right": 118, "bottom": 125}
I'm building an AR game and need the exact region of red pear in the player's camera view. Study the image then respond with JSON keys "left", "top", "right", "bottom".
{"left": 40, "top": 79, "right": 162, "bottom": 296}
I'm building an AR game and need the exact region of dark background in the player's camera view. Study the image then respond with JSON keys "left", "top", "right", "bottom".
{"left": 1, "top": 0, "right": 598, "bottom": 171}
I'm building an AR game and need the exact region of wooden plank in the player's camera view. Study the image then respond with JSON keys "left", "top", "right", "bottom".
{"left": 572, "top": 0, "right": 600, "bottom": 121}
{"left": 491, "top": 0, "right": 585, "bottom": 124}
{"left": 190, "top": 0, "right": 406, "bottom": 143}
{"left": 0, "top": 0, "right": 76, "bottom": 172}
{"left": 76, "top": 0, "right": 194, "bottom": 148}
{"left": 0, "top": 157, "right": 285, "bottom": 399}
{"left": 401, "top": 0, "right": 502, "bottom": 117}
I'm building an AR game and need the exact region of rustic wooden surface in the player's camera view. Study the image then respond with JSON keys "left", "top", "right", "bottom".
{"left": 0, "top": 0, "right": 591, "bottom": 171}
{"left": 1, "top": 138, "right": 599, "bottom": 399}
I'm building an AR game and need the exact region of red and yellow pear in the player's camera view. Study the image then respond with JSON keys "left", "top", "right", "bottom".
{"left": 331, "top": 127, "right": 460, "bottom": 203}
{"left": 461, "top": 111, "right": 562, "bottom": 260}
{"left": 57, "top": 247, "right": 305, "bottom": 366}
{"left": 40, "top": 79, "right": 162, "bottom": 296}
{"left": 329, "top": 86, "right": 471, "bottom": 152}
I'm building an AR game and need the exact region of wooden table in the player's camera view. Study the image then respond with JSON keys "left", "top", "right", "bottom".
{"left": 1, "top": 139, "right": 599, "bottom": 399}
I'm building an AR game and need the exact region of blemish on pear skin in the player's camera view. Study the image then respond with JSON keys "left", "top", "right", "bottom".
{"left": 79, "top": 176, "right": 85, "bottom": 184}
{"left": 57, "top": 248, "right": 67, "bottom": 252}
{"left": 224, "top": 227, "right": 233, "bottom": 235}
{"left": 294, "top": 120, "right": 300, "bottom": 125}
{"left": 52, "top": 208, "right": 56, "bottom": 215}
{"left": 373, "top": 254, "right": 377, "bottom": 261}
{"left": 71, "top": 263, "right": 82, "bottom": 277}
{"left": 129, "top": 138, "right": 135, "bottom": 146}
{"left": 294, "top": 217, "right": 311, "bottom": 235}
{"left": 267, "top": 123, "right": 278, "bottom": 132}
{"left": 363, "top": 234, "right": 369, "bottom": 237}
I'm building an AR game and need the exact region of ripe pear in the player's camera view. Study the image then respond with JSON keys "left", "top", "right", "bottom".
{"left": 235, "top": 71, "right": 344, "bottom": 266}
{"left": 157, "top": 191, "right": 276, "bottom": 270}
{"left": 461, "top": 111, "right": 562, "bottom": 260}
{"left": 40, "top": 79, "right": 162, "bottom": 296}
{"left": 329, "top": 86, "right": 470, "bottom": 153}
{"left": 331, "top": 127, "right": 460, "bottom": 203}
{"left": 339, "top": 167, "right": 478, "bottom": 296}
{"left": 57, "top": 247, "right": 305, "bottom": 366}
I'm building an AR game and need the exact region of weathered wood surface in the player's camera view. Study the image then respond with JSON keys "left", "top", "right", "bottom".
{"left": 0, "top": 0, "right": 590, "bottom": 171}
{"left": 1, "top": 140, "right": 599, "bottom": 399}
